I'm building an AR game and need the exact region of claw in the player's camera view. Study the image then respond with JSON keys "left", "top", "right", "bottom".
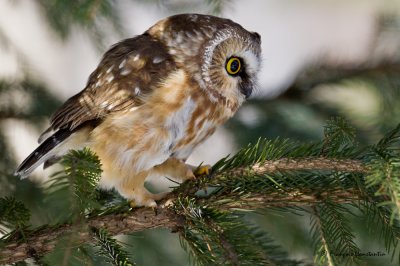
{"left": 128, "top": 191, "right": 168, "bottom": 208}
{"left": 194, "top": 165, "right": 211, "bottom": 177}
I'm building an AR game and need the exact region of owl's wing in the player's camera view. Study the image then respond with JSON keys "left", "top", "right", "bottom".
{"left": 16, "top": 34, "right": 175, "bottom": 177}
{"left": 46, "top": 34, "right": 175, "bottom": 137}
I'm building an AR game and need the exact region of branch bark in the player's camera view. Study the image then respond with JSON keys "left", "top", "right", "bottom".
{"left": 0, "top": 158, "right": 368, "bottom": 264}
{"left": 227, "top": 158, "right": 368, "bottom": 176}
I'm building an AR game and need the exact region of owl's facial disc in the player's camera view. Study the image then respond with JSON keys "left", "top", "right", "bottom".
{"left": 201, "top": 28, "right": 261, "bottom": 104}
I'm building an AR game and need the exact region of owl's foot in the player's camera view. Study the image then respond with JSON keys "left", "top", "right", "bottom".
{"left": 193, "top": 164, "right": 211, "bottom": 177}
{"left": 153, "top": 158, "right": 196, "bottom": 182}
{"left": 129, "top": 189, "right": 169, "bottom": 208}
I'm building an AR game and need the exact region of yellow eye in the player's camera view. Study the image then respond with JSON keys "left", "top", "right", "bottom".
{"left": 225, "top": 57, "right": 242, "bottom": 76}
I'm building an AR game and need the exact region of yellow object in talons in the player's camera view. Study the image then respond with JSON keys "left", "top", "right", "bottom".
{"left": 194, "top": 165, "right": 211, "bottom": 177}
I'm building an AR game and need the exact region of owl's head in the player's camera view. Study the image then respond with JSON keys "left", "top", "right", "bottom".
{"left": 148, "top": 14, "right": 262, "bottom": 109}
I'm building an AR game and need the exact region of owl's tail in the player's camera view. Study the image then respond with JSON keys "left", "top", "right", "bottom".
{"left": 14, "top": 128, "right": 72, "bottom": 178}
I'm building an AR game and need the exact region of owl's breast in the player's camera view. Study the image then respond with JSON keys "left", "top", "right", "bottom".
{"left": 90, "top": 69, "right": 238, "bottom": 179}
{"left": 169, "top": 91, "right": 233, "bottom": 160}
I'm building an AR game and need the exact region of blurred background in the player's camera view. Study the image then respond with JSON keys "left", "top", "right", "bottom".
{"left": 1, "top": 0, "right": 400, "bottom": 265}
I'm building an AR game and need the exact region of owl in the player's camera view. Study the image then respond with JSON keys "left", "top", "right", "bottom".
{"left": 15, "top": 14, "right": 262, "bottom": 207}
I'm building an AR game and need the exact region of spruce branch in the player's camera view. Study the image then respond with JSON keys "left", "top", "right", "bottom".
{"left": 174, "top": 198, "right": 303, "bottom": 265}
{"left": 0, "top": 206, "right": 176, "bottom": 265}
{"left": 92, "top": 227, "right": 136, "bottom": 266}
{"left": 3, "top": 120, "right": 399, "bottom": 265}
{"left": 311, "top": 206, "right": 334, "bottom": 266}
{"left": 0, "top": 197, "right": 30, "bottom": 231}
{"left": 0, "top": 157, "right": 367, "bottom": 264}
{"left": 311, "top": 202, "right": 361, "bottom": 266}
{"left": 226, "top": 158, "right": 367, "bottom": 177}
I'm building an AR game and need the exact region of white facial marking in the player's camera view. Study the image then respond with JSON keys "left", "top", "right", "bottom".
{"left": 133, "top": 54, "right": 140, "bottom": 61}
{"left": 201, "top": 29, "right": 237, "bottom": 90}
{"left": 237, "top": 50, "right": 260, "bottom": 75}
{"left": 200, "top": 28, "right": 256, "bottom": 103}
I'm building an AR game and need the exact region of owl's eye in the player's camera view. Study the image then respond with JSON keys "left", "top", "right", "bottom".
{"left": 225, "top": 57, "right": 242, "bottom": 76}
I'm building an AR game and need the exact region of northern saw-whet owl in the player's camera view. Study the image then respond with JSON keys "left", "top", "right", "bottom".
{"left": 15, "top": 14, "right": 262, "bottom": 207}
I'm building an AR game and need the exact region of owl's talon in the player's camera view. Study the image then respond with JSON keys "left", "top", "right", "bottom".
{"left": 127, "top": 190, "right": 168, "bottom": 208}
{"left": 163, "top": 198, "right": 174, "bottom": 207}
{"left": 194, "top": 165, "right": 211, "bottom": 177}
{"left": 130, "top": 198, "right": 157, "bottom": 208}
{"left": 186, "top": 169, "right": 196, "bottom": 180}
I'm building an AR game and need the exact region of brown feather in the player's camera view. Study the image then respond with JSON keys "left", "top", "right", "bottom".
{"left": 47, "top": 34, "right": 176, "bottom": 133}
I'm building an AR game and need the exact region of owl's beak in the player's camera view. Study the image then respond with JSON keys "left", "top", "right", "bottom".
{"left": 240, "top": 86, "right": 253, "bottom": 99}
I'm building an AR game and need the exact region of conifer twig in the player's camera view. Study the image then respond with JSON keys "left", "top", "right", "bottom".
{"left": 0, "top": 157, "right": 368, "bottom": 264}
{"left": 227, "top": 158, "right": 368, "bottom": 176}
{"left": 312, "top": 206, "right": 334, "bottom": 266}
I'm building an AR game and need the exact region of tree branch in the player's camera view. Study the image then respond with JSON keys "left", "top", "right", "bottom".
{"left": 227, "top": 158, "right": 368, "bottom": 176}
{"left": 0, "top": 158, "right": 368, "bottom": 264}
